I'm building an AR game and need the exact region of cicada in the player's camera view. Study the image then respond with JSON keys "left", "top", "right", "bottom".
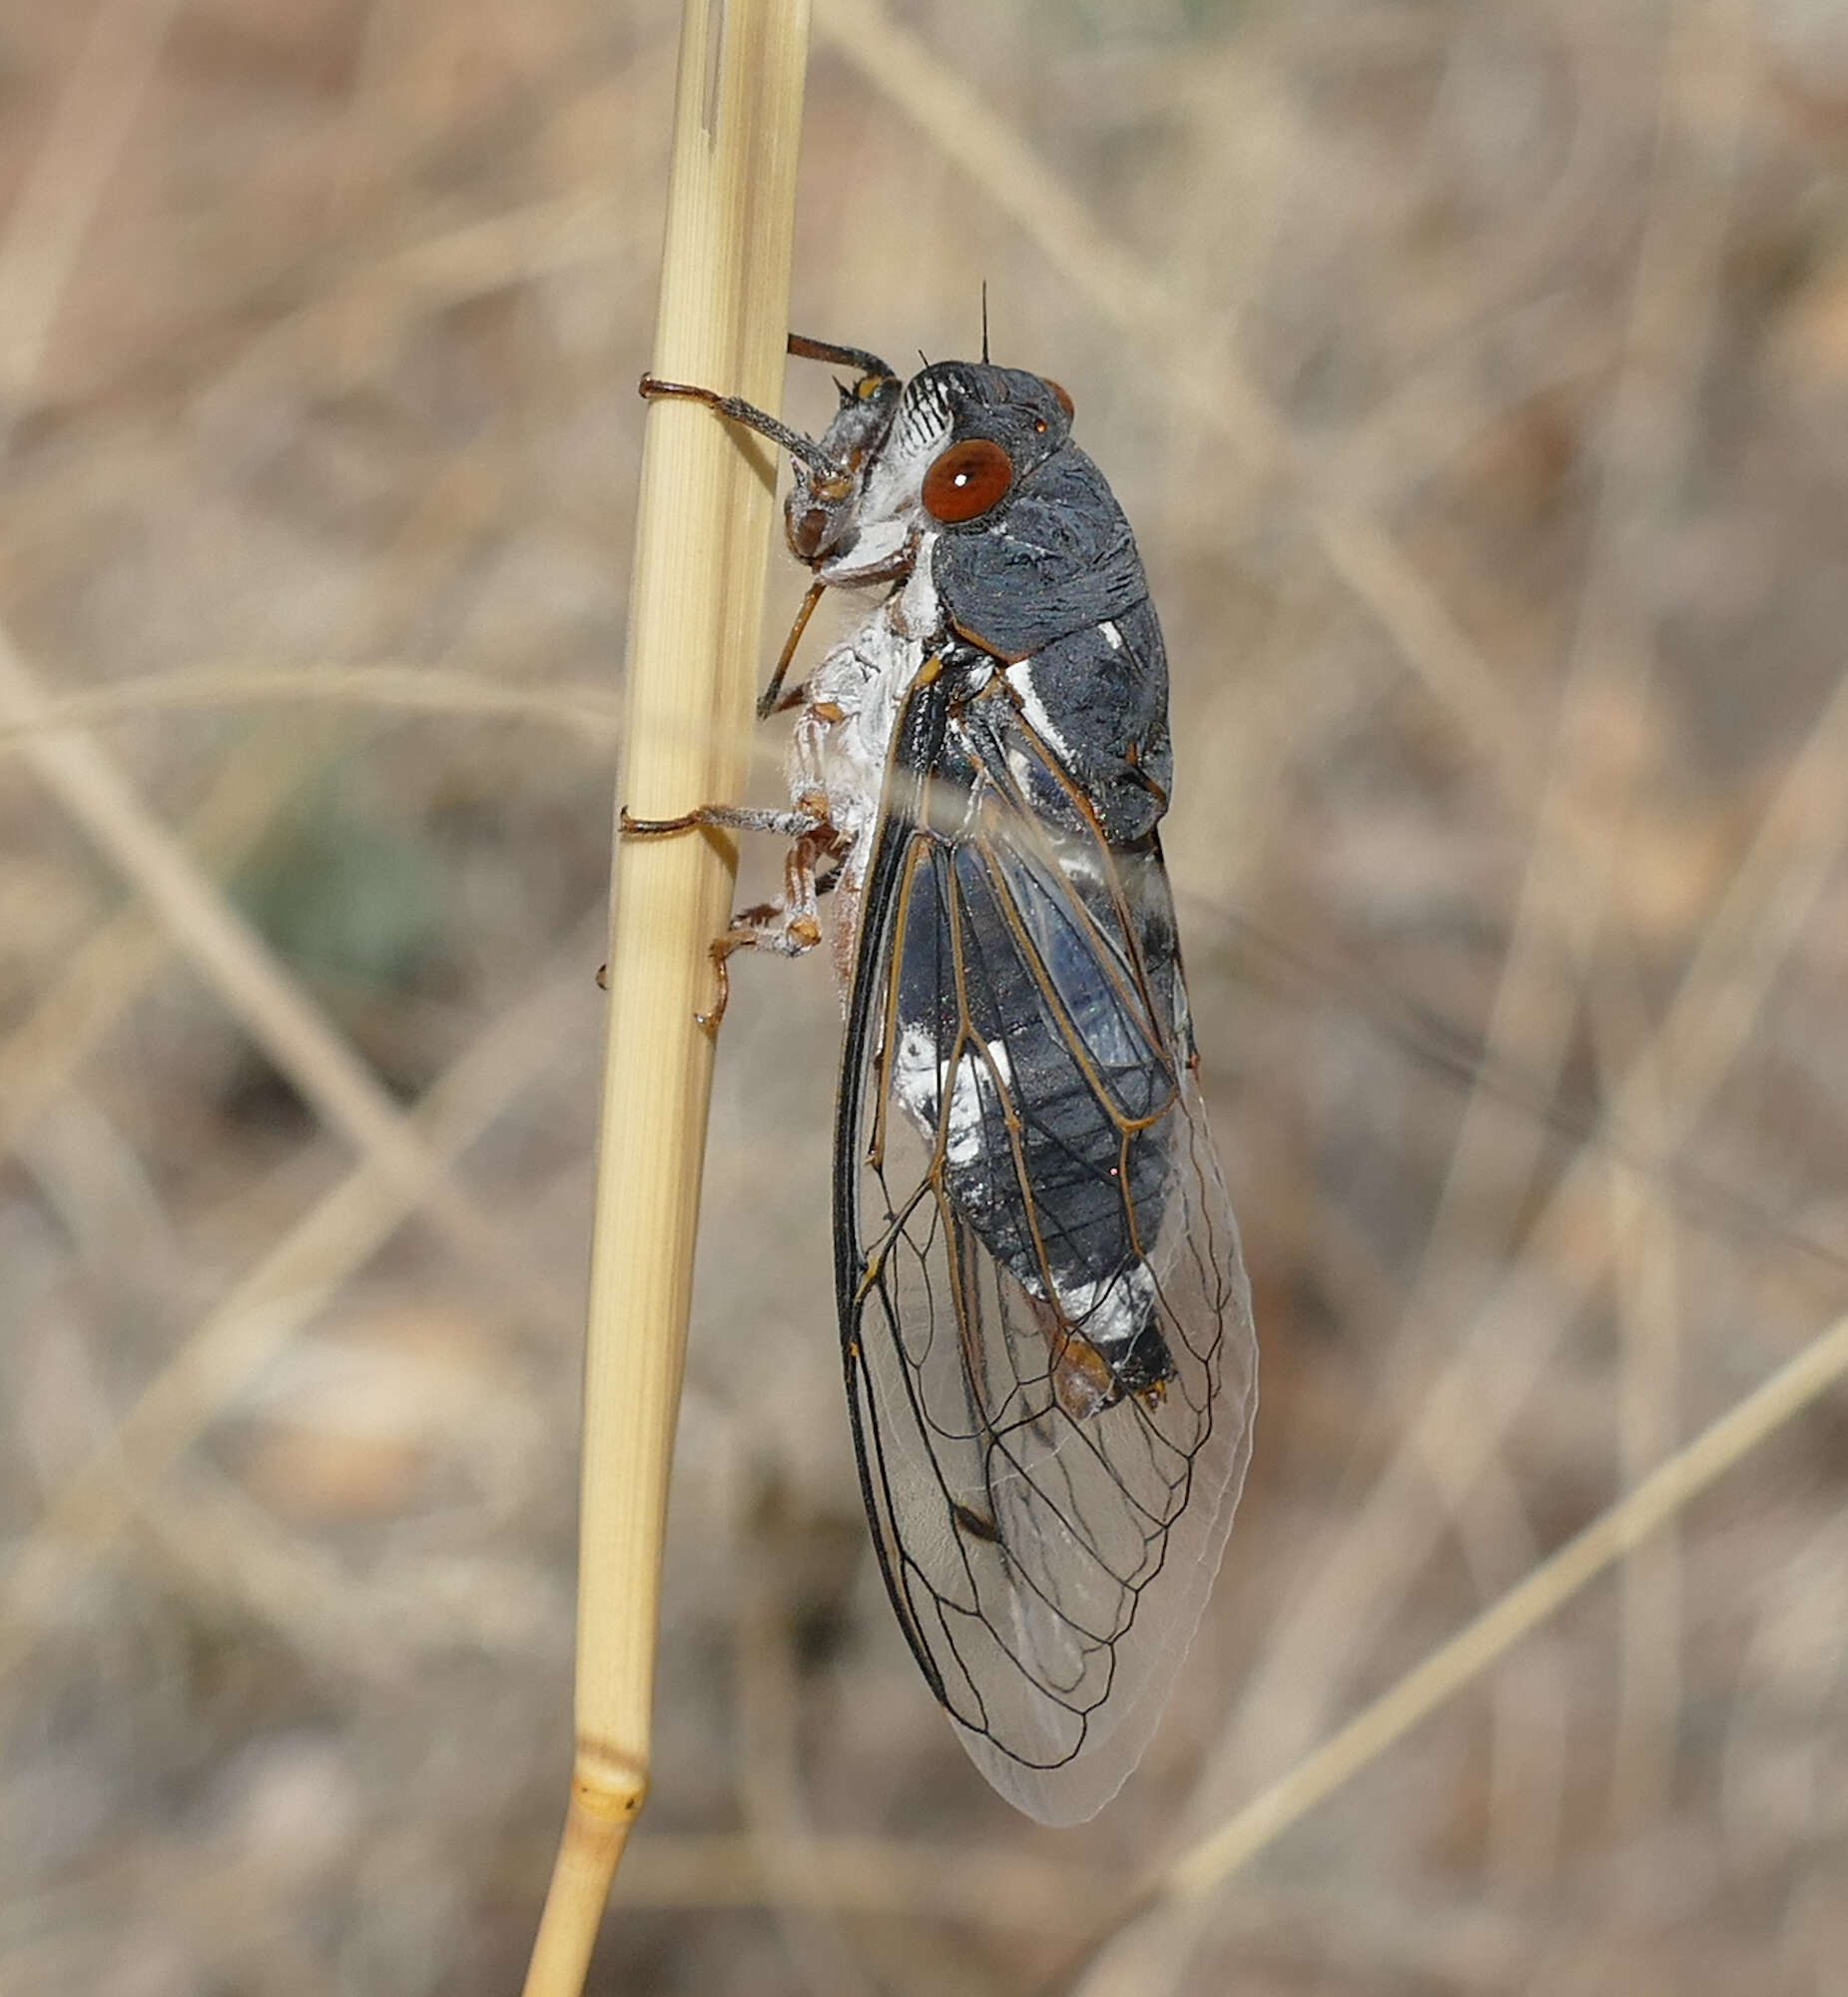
{"left": 626, "top": 334, "right": 1258, "bottom": 1824}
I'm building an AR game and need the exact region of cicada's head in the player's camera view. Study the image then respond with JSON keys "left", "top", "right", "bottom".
{"left": 786, "top": 358, "right": 1075, "bottom": 582}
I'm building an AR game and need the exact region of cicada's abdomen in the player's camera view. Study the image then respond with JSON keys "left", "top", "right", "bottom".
{"left": 886, "top": 758, "right": 1185, "bottom": 1419}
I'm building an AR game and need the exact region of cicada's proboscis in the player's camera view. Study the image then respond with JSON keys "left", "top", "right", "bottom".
{"left": 626, "top": 334, "right": 1258, "bottom": 1824}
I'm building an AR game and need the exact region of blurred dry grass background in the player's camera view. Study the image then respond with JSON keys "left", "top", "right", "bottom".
{"left": 3, "top": 0, "right": 1848, "bottom": 1991}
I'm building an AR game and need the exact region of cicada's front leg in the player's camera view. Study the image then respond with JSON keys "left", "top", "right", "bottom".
{"left": 618, "top": 790, "right": 840, "bottom": 1032}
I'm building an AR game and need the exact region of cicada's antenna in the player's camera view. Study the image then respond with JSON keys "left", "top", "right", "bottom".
{"left": 981, "top": 281, "right": 989, "bottom": 364}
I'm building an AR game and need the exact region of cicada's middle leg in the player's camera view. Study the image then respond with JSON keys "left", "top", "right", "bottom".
{"left": 619, "top": 794, "right": 840, "bottom": 1031}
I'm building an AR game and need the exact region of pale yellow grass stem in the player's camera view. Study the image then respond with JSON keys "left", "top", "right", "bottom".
{"left": 521, "top": 4, "right": 811, "bottom": 1991}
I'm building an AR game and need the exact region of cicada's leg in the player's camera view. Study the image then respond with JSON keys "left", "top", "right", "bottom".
{"left": 618, "top": 794, "right": 839, "bottom": 1032}
{"left": 786, "top": 333, "right": 896, "bottom": 378}
{"left": 758, "top": 579, "right": 827, "bottom": 719}
{"left": 619, "top": 801, "right": 826, "bottom": 841}
{"left": 696, "top": 817, "right": 840, "bottom": 1031}
{"left": 639, "top": 374, "right": 838, "bottom": 478}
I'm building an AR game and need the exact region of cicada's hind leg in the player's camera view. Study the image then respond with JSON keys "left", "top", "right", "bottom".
{"left": 700, "top": 820, "right": 842, "bottom": 1030}
{"left": 619, "top": 794, "right": 840, "bottom": 1032}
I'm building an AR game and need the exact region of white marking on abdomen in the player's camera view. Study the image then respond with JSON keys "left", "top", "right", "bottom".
{"left": 891, "top": 1025, "right": 1012, "bottom": 1173}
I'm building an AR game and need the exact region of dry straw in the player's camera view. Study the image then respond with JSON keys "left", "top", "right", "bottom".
{"left": 521, "top": 3, "right": 812, "bottom": 1993}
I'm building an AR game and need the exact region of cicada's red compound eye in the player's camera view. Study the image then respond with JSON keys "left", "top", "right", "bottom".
{"left": 1046, "top": 379, "right": 1074, "bottom": 420}
{"left": 922, "top": 437, "right": 1014, "bottom": 523}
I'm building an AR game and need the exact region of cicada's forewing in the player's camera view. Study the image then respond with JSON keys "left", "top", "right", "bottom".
{"left": 837, "top": 672, "right": 1258, "bottom": 1825}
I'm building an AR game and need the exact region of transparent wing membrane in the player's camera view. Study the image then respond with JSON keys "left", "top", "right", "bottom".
{"left": 838, "top": 673, "right": 1257, "bottom": 1823}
